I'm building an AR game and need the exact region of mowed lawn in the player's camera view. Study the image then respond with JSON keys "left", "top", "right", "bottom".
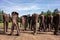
{"left": 0, "top": 22, "right": 39, "bottom": 28}
{"left": 0, "top": 22, "right": 20, "bottom": 28}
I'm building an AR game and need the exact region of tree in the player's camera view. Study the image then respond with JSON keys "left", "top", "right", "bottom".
{"left": 40, "top": 11, "right": 44, "bottom": 15}
{"left": 47, "top": 10, "right": 52, "bottom": 16}
{"left": 40, "top": 11, "right": 47, "bottom": 16}
{"left": 53, "top": 8, "right": 59, "bottom": 16}
{"left": 0, "top": 10, "right": 4, "bottom": 23}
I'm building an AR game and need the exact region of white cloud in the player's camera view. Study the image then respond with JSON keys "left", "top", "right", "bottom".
{"left": 1, "top": 4, "right": 60, "bottom": 11}
{"left": 2, "top": 0, "right": 14, "bottom": 4}
{"left": 1, "top": 5, "right": 42, "bottom": 11}
{"left": 1, "top": 2, "right": 60, "bottom": 15}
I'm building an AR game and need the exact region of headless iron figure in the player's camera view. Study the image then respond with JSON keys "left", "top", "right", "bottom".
{"left": 10, "top": 13, "right": 20, "bottom": 36}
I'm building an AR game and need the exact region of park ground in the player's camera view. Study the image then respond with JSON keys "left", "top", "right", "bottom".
{"left": 0, "top": 23, "right": 60, "bottom": 40}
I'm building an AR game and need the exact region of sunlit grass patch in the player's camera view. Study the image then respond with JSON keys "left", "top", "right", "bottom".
{"left": 0, "top": 22, "right": 20, "bottom": 28}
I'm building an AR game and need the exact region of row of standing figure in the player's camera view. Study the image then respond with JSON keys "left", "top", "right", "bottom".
{"left": 3, "top": 12, "right": 60, "bottom": 36}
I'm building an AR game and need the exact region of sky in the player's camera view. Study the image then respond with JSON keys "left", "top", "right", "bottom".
{"left": 0, "top": 0, "right": 60, "bottom": 16}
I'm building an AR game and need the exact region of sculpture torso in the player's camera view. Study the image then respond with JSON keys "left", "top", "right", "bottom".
{"left": 3, "top": 14, "right": 9, "bottom": 22}
{"left": 12, "top": 14, "right": 17, "bottom": 24}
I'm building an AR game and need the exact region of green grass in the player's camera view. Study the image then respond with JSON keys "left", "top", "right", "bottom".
{"left": 0, "top": 22, "right": 39, "bottom": 28}
{"left": 0, "top": 23, "right": 3, "bottom": 28}
{"left": 0, "top": 22, "right": 20, "bottom": 28}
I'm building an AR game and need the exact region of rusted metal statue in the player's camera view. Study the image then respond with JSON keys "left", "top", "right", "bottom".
{"left": 3, "top": 14, "right": 9, "bottom": 33}
{"left": 32, "top": 13, "right": 39, "bottom": 35}
{"left": 39, "top": 15, "right": 45, "bottom": 32}
{"left": 9, "top": 12, "right": 20, "bottom": 36}
{"left": 54, "top": 13, "right": 60, "bottom": 35}
{"left": 28, "top": 16, "right": 32, "bottom": 30}
{"left": 47, "top": 15, "right": 53, "bottom": 31}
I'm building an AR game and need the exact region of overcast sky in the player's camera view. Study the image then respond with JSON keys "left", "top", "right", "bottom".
{"left": 0, "top": 0, "right": 60, "bottom": 16}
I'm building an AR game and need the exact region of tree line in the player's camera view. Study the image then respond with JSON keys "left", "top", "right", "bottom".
{"left": 0, "top": 8, "right": 60, "bottom": 23}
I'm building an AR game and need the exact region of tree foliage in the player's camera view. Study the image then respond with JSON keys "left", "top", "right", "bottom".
{"left": 47, "top": 10, "right": 52, "bottom": 15}
{"left": 53, "top": 8, "right": 59, "bottom": 16}
{"left": 0, "top": 10, "right": 4, "bottom": 23}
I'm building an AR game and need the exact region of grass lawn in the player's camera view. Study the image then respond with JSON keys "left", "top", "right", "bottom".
{"left": 0, "top": 22, "right": 20, "bottom": 28}
{"left": 0, "top": 22, "right": 39, "bottom": 28}
{"left": 0, "top": 23, "right": 3, "bottom": 28}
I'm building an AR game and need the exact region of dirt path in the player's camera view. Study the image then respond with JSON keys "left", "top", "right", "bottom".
{"left": 0, "top": 29, "right": 60, "bottom": 40}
